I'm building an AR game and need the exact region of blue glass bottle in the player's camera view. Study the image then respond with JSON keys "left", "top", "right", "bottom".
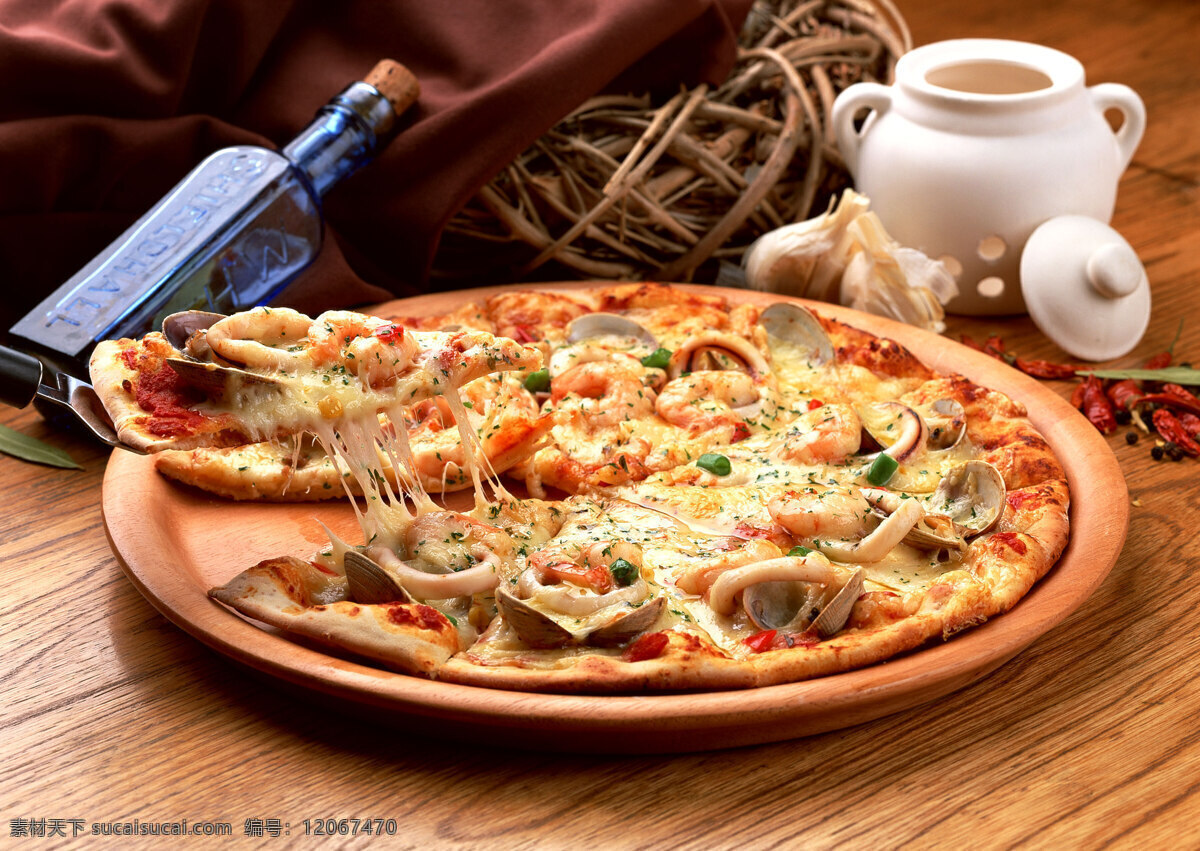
{"left": 10, "top": 61, "right": 417, "bottom": 362}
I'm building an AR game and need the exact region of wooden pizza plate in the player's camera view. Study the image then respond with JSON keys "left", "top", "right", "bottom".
{"left": 101, "top": 285, "right": 1128, "bottom": 753}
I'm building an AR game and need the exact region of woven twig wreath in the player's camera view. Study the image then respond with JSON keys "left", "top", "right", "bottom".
{"left": 433, "top": 0, "right": 911, "bottom": 285}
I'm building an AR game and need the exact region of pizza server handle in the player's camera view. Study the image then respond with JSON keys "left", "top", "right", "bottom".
{"left": 0, "top": 344, "right": 140, "bottom": 453}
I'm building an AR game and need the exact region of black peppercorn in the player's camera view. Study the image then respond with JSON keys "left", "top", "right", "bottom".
{"left": 1125, "top": 431, "right": 1139, "bottom": 445}
{"left": 1151, "top": 445, "right": 1165, "bottom": 460}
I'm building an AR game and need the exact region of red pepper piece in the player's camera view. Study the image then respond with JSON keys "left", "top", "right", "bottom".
{"left": 511, "top": 324, "right": 538, "bottom": 344}
{"left": 625, "top": 631, "right": 670, "bottom": 662}
{"left": 372, "top": 323, "right": 405, "bottom": 344}
{"left": 1152, "top": 408, "right": 1200, "bottom": 456}
{"left": 807, "top": 398, "right": 824, "bottom": 411}
{"left": 1081, "top": 375, "right": 1117, "bottom": 433}
{"left": 309, "top": 559, "right": 338, "bottom": 576}
{"left": 1106, "top": 379, "right": 1142, "bottom": 411}
{"left": 743, "top": 629, "right": 778, "bottom": 653}
{"left": 1145, "top": 352, "right": 1172, "bottom": 370}
{"left": 1013, "top": 357, "right": 1080, "bottom": 379}
{"left": 991, "top": 531, "right": 1029, "bottom": 556}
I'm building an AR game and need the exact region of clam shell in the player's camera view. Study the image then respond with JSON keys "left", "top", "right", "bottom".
{"left": 496, "top": 589, "right": 574, "bottom": 649}
{"left": 587, "top": 596, "right": 665, "bottom": 647}
{"left": 925, "top": 398, "right": 966, "bottom": 450}
{"left": 566, "top": 313, "right": 657, "bottom": 347}
{"left": 162, "top": 310, "right": 225, "bottom": 351}
{"left": 497, "top": 588, "right": 665, "bottom": 649}
{"left": 165, "top": 358, "right": 283, "bottom": 395}
{"left": 344, "top": 551, "right": 414, "bottom": 605}
{"left": 667, "top": 331, "right": 770, "bottom": 379}
{"left": 743, "top": 580, "right": 827, "bottom": 632}
{"left": 901, "top": 514, "right": 968, "bottom": 553}
{"left": 930, "top": 460, "right": 1007, "bottom": 535}
{"left": 758, "top": 302, "right": 835, "bottom": 366}
{"left": 809, "top": 567, "right": 866, "bottom": 638}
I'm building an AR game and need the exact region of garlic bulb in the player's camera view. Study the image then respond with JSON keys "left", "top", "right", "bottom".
{"left": 840, "top": 212, "right": 958, "bottom": 332}
{"left": 743, "top": 190, "right": 868, "bottom": 302}
{"left": 743, "top": 190, "right": 958, "bottom": 332}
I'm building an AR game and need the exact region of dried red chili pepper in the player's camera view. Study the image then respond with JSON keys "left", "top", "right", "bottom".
{"left": 1163, "top": 383, "right": 1200, "bottom": 404}
{"left": 962, "top": 333, "right": 1079, "bottom": 378}
{"left": 1070, "top": 381, "right": 1087, "bottom": 410}
{"left": 964, "top": 335, "right": 1008, "bottom": 362}
{"left": 1137, "top": 392, "right": 1200, "bottom": 418}
{"left": 1080, "top": 375, "right": 1117, "bottom": 433}
{"left": 960, "top": 334, "right": 1011, "bottom": 363}
{"left": 1179, "top": 411, "right": 1200, "bottom": 438}
{"left": 960, "top": 334, "right": 985, "bottom": 352}
{"left": 1013, "top": 357, "right": 1079, "bottom": 379}
{"left": 1152, "top": 408, "right": 1200, "bottom": 456}
{"left": 1106, "top": 379, "right": 1142, "bottom": 411}
{"left": 1145, "top": 352, "right": 1172, "bottom": 370}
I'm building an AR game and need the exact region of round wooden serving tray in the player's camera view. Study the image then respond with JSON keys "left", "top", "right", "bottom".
{"left": 102, "top": 285, "right": 1128, "bottom": 753}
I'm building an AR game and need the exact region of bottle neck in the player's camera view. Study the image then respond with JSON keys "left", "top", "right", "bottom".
{"left": 282, "top": 81, "right": 398, "bottom": 197}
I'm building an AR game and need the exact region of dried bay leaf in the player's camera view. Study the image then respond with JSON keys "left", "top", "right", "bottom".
{"left": 1083, "top": 367, "right": 1200, "bottom": 384}
{"left": 0, "top": 423, "right": 82, "bottom": 469}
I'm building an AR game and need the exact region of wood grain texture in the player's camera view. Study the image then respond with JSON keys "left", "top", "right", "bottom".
{"left": 3, "top": 0, "right": 1199, "bottom": 846}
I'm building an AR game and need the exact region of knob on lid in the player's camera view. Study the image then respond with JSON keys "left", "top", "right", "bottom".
{"left": 1020, "top": 215, "right": 1151, "bottom": 362}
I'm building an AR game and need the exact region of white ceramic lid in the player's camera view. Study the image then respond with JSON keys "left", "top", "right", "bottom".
{"left": 1020, "top": 215, "right": 1151, "bottom": 362}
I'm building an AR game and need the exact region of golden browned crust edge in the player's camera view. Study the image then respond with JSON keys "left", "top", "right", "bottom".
{"left": 439, "top": 630, "right": 757, "bottom": 693}
{"left": 209, "top": 557, "right": 461, "bottom": 676}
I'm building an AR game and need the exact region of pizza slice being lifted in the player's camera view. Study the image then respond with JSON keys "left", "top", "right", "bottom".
{"left": 89, "top": 306, "right": 542, "bottom": 454}
{"left": 150, "top": 373, "right": 552, "bottom": 501}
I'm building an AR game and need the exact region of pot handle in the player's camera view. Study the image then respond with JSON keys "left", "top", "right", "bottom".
{"left": 1089, "top": 83, "right": 1146, "bottom": 171}
{"left": 831, "top": 82, "right": 893, "bottom": 177}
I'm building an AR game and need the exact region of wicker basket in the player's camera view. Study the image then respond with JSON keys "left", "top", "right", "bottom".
{"left": 432, "top": 0, "right": 910, "bottom": 286}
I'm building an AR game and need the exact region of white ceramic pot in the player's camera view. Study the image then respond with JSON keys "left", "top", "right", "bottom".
{"left": 832, "top": 39, "right": 1145, "bottom": 315}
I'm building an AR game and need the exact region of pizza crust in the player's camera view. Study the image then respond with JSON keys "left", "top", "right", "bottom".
{"left": 90, "top": 333, "right": 253, "bottom": 453}
{"left": 439, "top": 629, "right": 759, "bottom": 693}
{"left": 208, "top": 556, "right": 461, "bottom": 675}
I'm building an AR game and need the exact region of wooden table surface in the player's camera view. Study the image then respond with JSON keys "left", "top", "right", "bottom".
{"left": 3, "top": 0, "right": 1198, "bottom": 846}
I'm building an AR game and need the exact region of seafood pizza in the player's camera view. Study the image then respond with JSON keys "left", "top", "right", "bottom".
{"left": 90, "top": 284, "right": 1069, "bottom": 693}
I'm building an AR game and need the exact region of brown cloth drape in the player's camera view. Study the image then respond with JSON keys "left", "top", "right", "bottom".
{"left": 0, "top": 0, "right": 753, "bottom": 331}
